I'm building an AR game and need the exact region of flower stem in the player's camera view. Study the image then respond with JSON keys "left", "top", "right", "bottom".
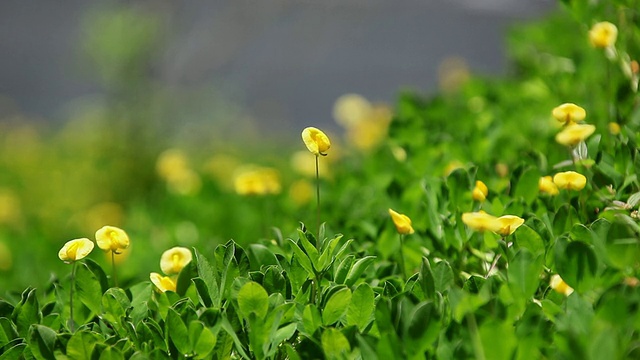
{"left": 70, "top": 261, "right": 77, "bottom": 333}
{"left": 315, "top": 154, "right": 321, "bottom": 245}
{"left": 112, "top": 251, "right": 118, "bottom": 287}
{"left": 399, "top": 234, "right": 407, "bottom": 281}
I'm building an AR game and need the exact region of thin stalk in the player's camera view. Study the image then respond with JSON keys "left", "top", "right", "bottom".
{"left": 485, "top": 253, "right": 502, "bottom": 279}
{"left": 467, "top": 313, "right": 486, "bottom": 360}
{"left": 315, "top": 154, "right": 321, "bottom": 244}
{"left": 399, "top": 234, "right": 407, "bottom": 281}
{"left": 69, "top": 261, "right": 77, "bottom": 333}
{"left": 112, "top": 251, "right": 118, "bottom": 287}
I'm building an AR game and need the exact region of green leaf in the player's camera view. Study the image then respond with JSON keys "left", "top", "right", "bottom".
{"left": 514, "top": 224, "right": 545, "bottom": 257}
{"left": 334, "top": 255, "right": 355, "bottom": 284}
{"left": 194, "top": 248, "right": 220, "bottom": 308}
{"left": 0, "top": 342, "right": 26, "bottom": 359}
{"left": 237, "top": 281, "right": 269, "bottom": 320}
{"left": 167, "top": 308, "right": 191, "bottom": 355}
{"left": 66, "top": 330, "right": 102, "bottom": 360}
{"left": 514, "top": 167, "right": 540, "bottom": 204}
{"left": 97, "top": 346, "right": 124, "bottom": 360}
{"left": 247, "top": 244, "right": 280, "bottom": 271}
{"left": 101, "top": 288, "right": 130, "bottom": 327}
{"left": 301, "top": 304, "right": 322, "bottom": 336}
{"left": 555, "top": 239, "right": 598, "bottom": 293}
{"left": 188, "top": 321, "right": 217, "bottom": 359}
{"left": 603, "top": 216, "right": 640, "bottom": 270}
{"left": 322, "top": 287, "right": 352, "bottom": 326}
{"left": 297, "top": 229, "right": 320, "bottom": 269}
{"left": 287, "top": 240, "right": 315, "bottom": 278}
{"left": 479, "top": 319, "right": 517, "bottom": 360}
{"left": 508, "top": 249, "right": 544, "bottom": 303}
{"left": 346, "top": 283, "right": 375, "bottom": 331}
{"left": 75, "top": 262, "right": 104, "bottom": 315}
{"left": 27, "top": 325, "right": 56, "bottom": 360}
{"left": 12, "top": 288, "right": 40, "bottom": 338}
{"left": 262, "top": 266, "right": 286, "bottom": 295}
{"left": 345, "top": 256, "right": 376, "bottom": 287}
{"left": 432, "top": 260, "right": 454, "bottom": 293}
{"left": 404, "top": 301, "right": 440, "bottom": 353}
{"left": 192, "top": 278, "right": 213, "bottom": 308}
{"left": 419, "top": 257, "right": 436, "bottom": 299}
{"left": 321, "top": 328, "right": 351, "bottom": 360}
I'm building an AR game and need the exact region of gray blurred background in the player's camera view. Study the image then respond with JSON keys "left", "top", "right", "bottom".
{"left": 0, "top": 0, "right": 555, "bottom": 134}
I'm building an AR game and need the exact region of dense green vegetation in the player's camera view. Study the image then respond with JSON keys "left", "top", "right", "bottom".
{"left": 1, "top": 0, "right": 640, "bottom": 358}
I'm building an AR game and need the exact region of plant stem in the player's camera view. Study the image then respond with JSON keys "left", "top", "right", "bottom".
{"left": 399, "top": 234, "right": 407, "bottom": 281}
{"left": 467, "top": 313, "right": 486, "bottom": 360}
{"left": 315, "top": 154, "right": 321, "bottom": 245}
{"left": 70, "top": 261, "right": 77, "bottom": 333}
{"left": 112, "top": 251, "right": 118, "bottom": 287}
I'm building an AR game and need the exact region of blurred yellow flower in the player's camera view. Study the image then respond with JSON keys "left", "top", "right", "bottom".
{"left": 444, "top": 160, "right": 464, "bottom": 177}
{"left": 608, "top": 122, "right": 621, "bottom": 135}
{"left": 472, "top": 180, "right": 489, "bottom": 202}
{"left": 550, "top": 274, "right": 574, "bottom": 296}
{"left": 345, "top": 105, "right": 392, "bottom": 151}
{"left": 95, "top": 225, "right": 130, "bottom": 253}
{"left": 589, "top": 21, "right": 617, "bottom": 48}
{"left": 160, "top": 246, "right": 193, "bottom": 275}
{"left": 555, "top": 123, "right": 596, "bottom": 146}
{"left": 58, "top": 238, "right": 95, "bottom": 263}
{"left": 83, "top": 202, "right": 123, "bottom": 234}
{"left": 234, "top": 166, "right": 281, "bottom": 196}
{"left": 538, "top": 176, "right": 559, "bottom": 196}
{"left": 150, "top": 272, "right": 176, "bottom": 293}
{"left": 333, "top": 93, "right": 372, "bottom": 128}
{"left": 289, "top": 179, "right": 314, "bottom": 206}
{"left": 291, "top": 151, "right": 330, "bottom": 178}
{"left": 462, "top": 211, "right": 501, "bottom": 233}
{"left": 156, "top": 148, "right": 189, "bottom": 180}
{"left": 391, "top": 145, "right": 407, "bottom": 162}
{"left": 302, "top": 127, "right": 331, "bottom": 156}
{"left": 204, "top": 154, "right": 241, "bottom": 189}
{"left": 552, "top": 103, "right": 586, "bottom": 124}
{"left": 495, "top": 163, "right": 509, "bottom": 178}
{"left": 553, "top": 171, "right": 587, "bottom": 191}
{"left": 494, "top": 215, "right": 525, "bottom": 236}
{"left": 388, "top": 208, "right": 415, "bottom": 235}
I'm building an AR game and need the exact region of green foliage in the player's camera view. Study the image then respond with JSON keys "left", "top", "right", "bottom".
{"left": 2, "top": 1, "right": 640, "bottom": 358}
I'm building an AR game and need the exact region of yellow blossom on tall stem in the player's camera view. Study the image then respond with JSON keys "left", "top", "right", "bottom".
{"left": 589, "top": 21, "right": 618, "bottom": 49}
{"left": 472, "top": 180, "right": 489, "bottom": 202}
{"left": 550, "top": 274, "right": 574, "bottom": 296}
{"left": 539, "top": 176, "right": 559, "bottom": 196}
{"left": 96, "top": 225, "right": 130, "bottom": 287}
{"left": 302, "top": 127, "right": 331, "bottom": 240}
{"left": 389, "top": 208, "right": 414, "bottom": 280}
{"left": 494, "top": 215, "right": 525, "bottom": 236}
{"left": 150, "top": 272, "right": 177, "bottom": 293}
{"left": 58, "top": 238, "right": 95, "bottom": 333}
{"left": 160, "top": 247, "right": 193, "bottom": 275}
{"left": 462, "top": 211, "right": 524, "bottom": 236}
{"left": 552, "top": 103, "right": 586, "bottom": 125}
{"left": 553, "top": 171, "right": 587, "bottom": 191}
{"left": 555, "top": 123, "right": 596, "bottom": 146}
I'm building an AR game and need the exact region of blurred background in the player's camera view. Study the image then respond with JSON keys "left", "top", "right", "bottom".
{"left": 0, "top": 0, "right": 556, "bottom": 290}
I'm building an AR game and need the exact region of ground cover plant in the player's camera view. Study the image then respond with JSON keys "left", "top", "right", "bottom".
{"left": 1, "top": 0, "right": 640, "bottom": 358}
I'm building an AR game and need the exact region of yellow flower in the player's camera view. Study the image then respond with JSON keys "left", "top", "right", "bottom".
{"left": 589, "top": 21, "right": 618, "bottom": 48}
{"left": 234, "top": 166, "right": 281, "bottom": 196}
{"left": 333, "top": 93, "right": 372, "bottom": 128}
{"left": 58, "top": 238, "right": 95, "bottom": 263}
{"left": 388, "top": 208, "right": 415, "bottom": 235}
{"left": 462, "top": 211, "right": 501, "bottom": 233}
{"left": 555, "top": 123, "right": 596, "bottom": 146}
{"left": 552, "top": 103, "right": 586, "bottom": 124}
{"left": 150, "top": 272, "right": 176, "bottom": 293}
{"left": 95, "top": 225, "right": 130, "bottom": 253}
{"left": 0, "top": 241, "right": 12, "bottom": 271}
{"left": 494, "top": 215, "right": 525, "bottom": 236}
{"left": 160, "top": 247, "right": 193, "bottom": 275}
{"left": 550, "top": 274, "right": 574, "bottom": 296}
{"left": 472, "top": 180, "right": 489, "bottom": 202}
{"left": 553, "top": 171, "right": 587, "bottom": 191}
{"left": 608, "top": 122, "right": 621, "bottom": 135}
{"left": 538, "top": 176, "right": 559, "bottom": 196}
{"left": 302, "top": 127, "right": 331, "bottom": 156}
{"left": 289, "top": 179, "right": 314, "bottom": 206}
{"left": 291, "top": 151, "right": 330, "bottom": 178}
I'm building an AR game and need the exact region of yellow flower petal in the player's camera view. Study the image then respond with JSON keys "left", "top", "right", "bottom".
{"left": 461, "top": 211, "right": 502, "bottom": 233}
{"left": 539, "top": 176, "right": 559, "bottom": 196}
{"left": 233, "top": 166, "right": 281, "bottom": 196}
{"left": 95, "top": 225, "right": 130, "bottom": 253}
{"left": 150, "top": 272, "right": 176, "bottom": 293}
{"left": 553, "top": 171, "right": 587, "bottom": 191}
{"left": 495, "top": 215, "right": 525, "bottom": 236}
{"left": 589, "top": 21, "right": 618, "bottom": 48}
{"left": 388, "top": 208, "right": 415, "bottom": 235}
{"left": 552, "top": 103, "right": 586, "bottom": 124}
{"left": 608, "top": 122, "right": 621, "bottom": 135}
{"left": 472, "top": 180, "right": 489, "bottom": 202}
{"left": 302, "top": 127, "right": 331, "bottom": 156}
{"left": 160, "top": 247, "right": 193, "bottom": 275}
{"left": 555, "top": 123, "right": 596, "bottom": 146}
{"left": 58, "top": 238, "right": 94, "bottom": 263}
{"left": 550, "top": 274, "right": 574, "bottom": 296}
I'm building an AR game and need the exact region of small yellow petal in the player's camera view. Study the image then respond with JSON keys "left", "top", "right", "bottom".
{"left": 58, "top": 238, "right": 95, "bottom": 263}
{"left": 538, "top": 176, "right": 559, "bottom": 196}
{"left": 388, "top": 208, "right": 415, "bottom": 235}
{"left": 461, "top": 211, "right": 502, "bottom": 233}
{"left": 302, "top": 127, "right": 331, "bottom": 156}
{"left": 495, "top": 215, "right": 525, "bottom": 236}
{"left": 555, "top": 123, "right": 596, "bottom": 146}
{"left": 160, "top": 247, "right": 193, "bottom": 275}
{"left": 472, "top": 180, "right": 489, "bottom": 202}
{"left": 589, "top": 21, "right": 618, "bottom": 48}
{"left": 95, "top": 226, "right": 130, "bottom": 253}
{"left": 550, "top": 274, "right": 574, "bottom": 296}
{"left": 553, "top": 171, "right": 587, "bottom": 191}
{"left": 552, "top": 103, "right": 586, "bottom": 124}
{"left": 150, "top": 272, "right": 177, "bottom": 293}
